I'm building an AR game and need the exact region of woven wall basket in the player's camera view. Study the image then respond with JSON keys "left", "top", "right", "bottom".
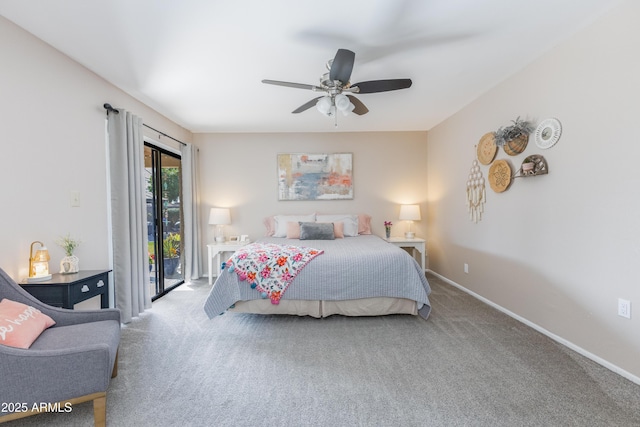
{"left": 503, "top": 133, "right": 529, "bottom": 156}
{"left": 477, "top": 132, "right": 498, "bottom": 165}
{"left": 488, "top": 159, "right": 512, "bottom": 193}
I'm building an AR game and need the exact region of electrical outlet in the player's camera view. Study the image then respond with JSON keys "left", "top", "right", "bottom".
{"left": 464, "top": 263, "right": 469, "bottom": 274}
{"left": 71, "top": 191, "right": 80, "bottom": 207}
{"left": 618, "top": 298, "right": 631, "bottom": 319}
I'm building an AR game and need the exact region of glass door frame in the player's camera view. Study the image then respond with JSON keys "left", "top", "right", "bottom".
{"left": 145, "top": 142, "right": 184, "bottom": 300}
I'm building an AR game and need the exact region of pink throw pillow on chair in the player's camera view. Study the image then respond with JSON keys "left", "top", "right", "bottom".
{"left": 0, "top": 298, "right": 56, "bottom": 349}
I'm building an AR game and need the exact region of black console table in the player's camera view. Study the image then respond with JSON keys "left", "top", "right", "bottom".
{"left": 21, "top": 270, "right": 111, "bottom": 309}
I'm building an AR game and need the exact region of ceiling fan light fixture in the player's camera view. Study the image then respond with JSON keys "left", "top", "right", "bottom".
{"left": 316, "top": 96, "right": 333, "bottom": 116}
{"left": 334, "top": 94, "right": 355, "bottom": 116}
{"left": 334, "top": 94, "right": 350, "bottom": 111}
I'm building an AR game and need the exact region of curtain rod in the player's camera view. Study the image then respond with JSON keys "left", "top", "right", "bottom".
{"left": 143, "top": 124, "right": 187, "bottom": 147}
{"left": 103, "top": 103, "right": 187, "bottom": 146}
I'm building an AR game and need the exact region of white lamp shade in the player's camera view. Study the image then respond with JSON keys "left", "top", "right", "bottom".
{"left": 316, "top": 96, "right": 333, "bottom": 115}
{"left": 335, "top": 94, "right": 355, "bottom": 116}
{"left": 335, "top": 94, "right": 349, "bottom": 110}
{"left": 399, "top": 204, "right": 421, "bottom": 221}
{"left": 209, "top": 208, "right": 231, "bottom": 225}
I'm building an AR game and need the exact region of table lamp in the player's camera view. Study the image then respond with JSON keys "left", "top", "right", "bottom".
{"left": 399, "top": 204, "right": 421, "bottom": 239}
{"left": 27, "top": 241, "right": 52, "bottom": 282}
{"left": 209, "top": 208, "right": 231, "bottom": 243}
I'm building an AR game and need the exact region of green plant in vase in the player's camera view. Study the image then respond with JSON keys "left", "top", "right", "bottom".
{"left": 56, "top": 233, "right": 81, "bottom": 274}
{"left": 494, "top": 116, "right": 534, "bottom": 156}
{"left": 162, "top": 233, "right": 181, "bottom": 276}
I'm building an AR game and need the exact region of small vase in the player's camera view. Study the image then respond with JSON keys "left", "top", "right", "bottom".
{"left": 385, "top": 229, "right": 391, "bottom": 239}
{"left": 60, "top": 255, "right": 79, "bottom": 274}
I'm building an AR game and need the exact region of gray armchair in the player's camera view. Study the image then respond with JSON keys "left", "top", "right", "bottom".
{"left": 0, "top": 268, "right": 120, "bottom": 426}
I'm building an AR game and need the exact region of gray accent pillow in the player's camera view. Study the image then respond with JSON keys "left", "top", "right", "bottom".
{"left": 299, "top": 222, "right": 335, "bottom": 240}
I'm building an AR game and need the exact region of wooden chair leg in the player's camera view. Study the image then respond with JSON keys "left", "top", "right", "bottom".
{"left": 93, "top": 395, "right": 107, "bottom": 427}
{"left": 111, "top": 349, "right": 118, "bottom": 378}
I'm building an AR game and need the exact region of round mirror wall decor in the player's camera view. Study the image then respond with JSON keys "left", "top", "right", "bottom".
{"left": 535, "top": 118, "right": 562, "bottom": 149}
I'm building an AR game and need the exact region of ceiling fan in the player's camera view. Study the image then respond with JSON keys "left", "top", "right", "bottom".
{"left": 262, "top": 49, "right": 412, "bottom": 119}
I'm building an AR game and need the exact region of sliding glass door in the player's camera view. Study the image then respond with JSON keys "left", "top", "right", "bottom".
{"left": 144, "top": 143, "right": 184, "bottom": 299}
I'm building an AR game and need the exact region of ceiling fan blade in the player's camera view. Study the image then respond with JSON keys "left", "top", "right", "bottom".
{"left": 346, "top": 95, "right": 369, "bottom": 115}
{"left": 329, "top": 49, "right": 355, "bottom": 83}
{"left": 292, "top": 96, "right": 323, "bottom": 114}
{"left": 352, "top": 79, "right": 412, "bottom": 94}
{"left": 262, "top": 79, "right": 321, "bottom": 91}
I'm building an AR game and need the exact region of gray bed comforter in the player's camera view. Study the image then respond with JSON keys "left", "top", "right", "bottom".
{"left": 203, "top": 235, "right": 431, "bottom": 319}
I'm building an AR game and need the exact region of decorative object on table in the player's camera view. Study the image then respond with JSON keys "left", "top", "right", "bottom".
{"left": 56, "top": 233, "right": 81, "bottom": 274}
{"left": 488, "top": 159, "right": 512, "bottom": 193}
{"left": 494, "top": 116, "right": 534, "bottom": 156}
{"left": 209, "top": 207, "right": 231, "bottom": 243}
{"left": 477, "top": 132, "right": 498, "bottom": 165}
{"left": 384, "top": 221, "right": 393, "bottom": 239}
{"left": 277, "top": 153, "right": 353, "bottom": 201}
{"left": 27, "top": 241, "right": 52, "bottom": 282}
{"left": 162, "top": 232, "right": 181, "bottom": 275}
{"left": 534, "top": 118, "right": 562, "bottom": 149}
{"left": 514, "top": 154, "right": 549, "bottom": 178}
{"left": 398, "top": 205, "right": 421, "bottom": 239}
{"left": 466, "top": 160, "right": 486, "bottom": 223}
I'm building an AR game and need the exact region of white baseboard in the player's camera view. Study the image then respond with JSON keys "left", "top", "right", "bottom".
{"left": 427, "top": 270, "right": 640, "bottom": 386}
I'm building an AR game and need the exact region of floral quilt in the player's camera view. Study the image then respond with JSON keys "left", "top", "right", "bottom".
{"left": 222, "top": 242, "right": 324, "bottom": 304}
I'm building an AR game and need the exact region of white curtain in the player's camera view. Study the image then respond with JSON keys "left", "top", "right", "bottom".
{"left": 181, "top": 143, "right": 202, "bottom": 280}
{"left": 106, "top": 110, "right": 151, "bottom": 323}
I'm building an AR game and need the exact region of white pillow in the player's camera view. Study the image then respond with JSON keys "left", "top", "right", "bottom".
{"left": 315, "top": 214, "right": 359, "bottom": 237}
{"left": 273, "top": 214, "right": 316, "bottom": 237}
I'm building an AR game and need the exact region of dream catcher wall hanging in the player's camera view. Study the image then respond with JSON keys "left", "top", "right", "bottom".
{"left": 466, "top": 159, "right": 486, "bottom": 223}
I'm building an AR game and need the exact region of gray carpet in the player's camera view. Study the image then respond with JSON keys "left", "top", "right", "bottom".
{"left": 10, "top": 274, "right": 640, "bottom": 426}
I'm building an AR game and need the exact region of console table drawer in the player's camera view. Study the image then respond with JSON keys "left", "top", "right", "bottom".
{"left": 71, "top": 275, "right": 107, "bottom": 301}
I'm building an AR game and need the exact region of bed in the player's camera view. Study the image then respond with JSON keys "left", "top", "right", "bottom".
{"left": 203, "top": 231, "right": 432, "bottom": 320}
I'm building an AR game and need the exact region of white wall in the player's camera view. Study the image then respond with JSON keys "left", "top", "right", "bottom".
{"left": 194, "top": 131, "right": 428, "bottom": 246}
{"left": 427, "top": 0, "right": 640, "bottom": 380}
{"left": 0, "top": 16, "right": 191, "bottom": 281}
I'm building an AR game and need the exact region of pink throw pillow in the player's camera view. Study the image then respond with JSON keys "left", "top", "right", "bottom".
{"left": 286, "top": 221, "right": 301, "bottom": 239}
{"left": 358, "top": 214, "right": 372, "bottom": 234}
{"left": 0, "top": 298, "right": 56, "bottom": 349}
{"left": 333, "top": 222, "right": 345, "bottom": 238}
{"left": 263, "top": 216, "right": 275, "bottom": 236}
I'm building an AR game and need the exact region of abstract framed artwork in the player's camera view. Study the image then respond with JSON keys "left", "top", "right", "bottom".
{"left": 277, "top": 153, "right": 353, "bottom": 201}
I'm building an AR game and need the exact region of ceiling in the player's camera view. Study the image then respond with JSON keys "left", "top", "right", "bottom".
{"left": 0, "top": 0, "right": 620, "bottom": 133}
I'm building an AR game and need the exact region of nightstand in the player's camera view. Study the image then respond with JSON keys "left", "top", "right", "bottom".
{"left": 384, "top": 237, "right": 426, "bottom": 272}
{"left": 207, "top": 241, "right": 251, "bottom": 285}
{"left": 21, "top": 270, "right": 111, "bottom": 309}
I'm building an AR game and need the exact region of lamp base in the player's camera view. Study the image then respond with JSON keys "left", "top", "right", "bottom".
{"left": 214, "top": 224, "right": 226, "bottom": 243}
{"left": 404, "top": 231, "right": 415, "bottom": 239}
{"left": 26, "top": 274, "right": 52, "bottom": 283}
